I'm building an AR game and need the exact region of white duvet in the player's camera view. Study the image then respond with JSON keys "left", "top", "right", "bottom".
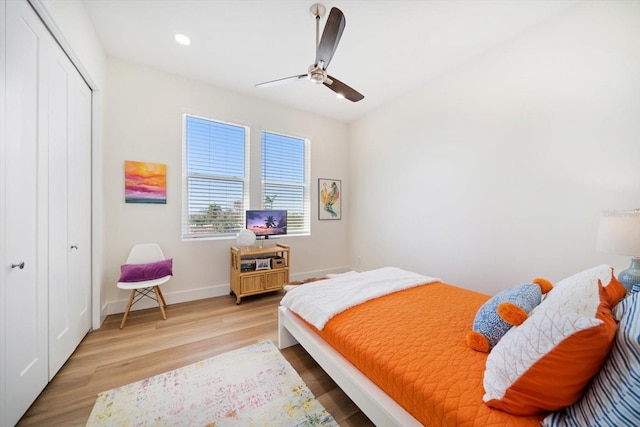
{"left": 280, "top": 266, "right": 439, "bottom": 330}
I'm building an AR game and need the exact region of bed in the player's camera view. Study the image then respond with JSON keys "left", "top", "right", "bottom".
{"left": 278, "top": 266, "right": 638, "bottom": 427}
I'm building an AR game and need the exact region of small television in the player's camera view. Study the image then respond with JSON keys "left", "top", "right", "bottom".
{"left": 245, "top": 210, "right": 287, "bottom": 239}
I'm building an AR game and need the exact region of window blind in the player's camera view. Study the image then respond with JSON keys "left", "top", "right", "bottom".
{"left": 261, "top": 131, "right": 310, "bottom": 235}
{"left": 183, "top": 114, "right": 248, "bottom": 239}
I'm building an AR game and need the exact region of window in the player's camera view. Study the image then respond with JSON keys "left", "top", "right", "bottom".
{"left": 183, "top": 114, "right": 249, "bottom": 239}
{"left": 261, "top": 131, "right": 310, "bottom": 235}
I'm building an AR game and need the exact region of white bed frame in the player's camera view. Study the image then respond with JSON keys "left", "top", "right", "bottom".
{"left": 278, "top": 306, "right": 422, "bottom": 427}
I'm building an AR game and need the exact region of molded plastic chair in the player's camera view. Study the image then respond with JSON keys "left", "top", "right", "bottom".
{"left": 117, "top": 243, "right": 170, "bottom": 329}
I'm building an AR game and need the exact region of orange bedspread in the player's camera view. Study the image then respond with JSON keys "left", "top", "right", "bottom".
{"left": 314, "top": 282, "right": 544, "bottom": 426}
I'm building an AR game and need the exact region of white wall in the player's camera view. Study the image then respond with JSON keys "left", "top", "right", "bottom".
{"left": 104, "top": 59, "right": 350, "bottom": 312}
{"left": 348, "top": 1, "right": 640, "bottom": 295}
{"left": 34, "top": 0, "right": 640, "bottom": 314}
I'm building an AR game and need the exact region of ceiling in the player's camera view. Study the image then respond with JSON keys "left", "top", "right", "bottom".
{"left": 81, "top": 0, "right": 580, "bottom": 123}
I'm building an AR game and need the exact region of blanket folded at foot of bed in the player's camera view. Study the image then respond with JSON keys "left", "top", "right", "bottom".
{"left": 280, "top": 266, "right": 438, "bottom": 329}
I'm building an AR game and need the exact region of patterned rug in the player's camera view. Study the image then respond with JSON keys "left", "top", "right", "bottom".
{"left": 86, "top": 340, "right": 338, "bottom": 426}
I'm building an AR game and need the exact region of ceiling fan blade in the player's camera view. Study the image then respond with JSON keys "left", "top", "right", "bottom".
{"left": 255, "top": 74, "right": 307, "bottom": 88}
{"left": 324, "top": 75, "right": 364, "bottom": 102}
{"left": 315, "top": 7, "right": 345, "bottom": 69}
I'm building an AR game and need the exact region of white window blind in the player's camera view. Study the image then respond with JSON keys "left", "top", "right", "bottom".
{"left": 261, "top": 131, "right": 310, "bottom": 235}
{"left": 183, "top": 114, "right": 249, "bottom": 239}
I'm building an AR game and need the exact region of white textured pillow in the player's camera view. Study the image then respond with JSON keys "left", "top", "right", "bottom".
{"left": 542, "top": 284, "right": 640, "bottom": 426}
{"left": 547, "top": 264, "right": 612, "bottom": 295}
{"left": 483, "top": 265, "right": 617, "bottom": 415}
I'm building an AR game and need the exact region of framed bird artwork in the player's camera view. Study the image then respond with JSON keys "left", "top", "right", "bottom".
{"left": 319, "top": 178, "right": 341, "bottom": 220}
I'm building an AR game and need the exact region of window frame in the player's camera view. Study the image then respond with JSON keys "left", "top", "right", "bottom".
{"left": 182, "top": 113, "right": 250, "bottom": 241}
{"left": 260, "top": 130, "right": 311, "bottom": 237}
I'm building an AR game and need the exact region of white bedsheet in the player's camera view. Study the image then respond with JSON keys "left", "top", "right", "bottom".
{"left": 280, "top": 266, "right": 439, "bottom": 330}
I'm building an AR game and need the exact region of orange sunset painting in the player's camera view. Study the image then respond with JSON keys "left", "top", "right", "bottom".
{"left": 124, "top": 160, "right": 167, "bottom": 204}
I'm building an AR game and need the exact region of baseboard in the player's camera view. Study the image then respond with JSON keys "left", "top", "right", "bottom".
{"left": 106, "top": 266, "right": 355, "bottom": 316}
{"left": 106, "top": 282, "right": 231, "bottom": 315}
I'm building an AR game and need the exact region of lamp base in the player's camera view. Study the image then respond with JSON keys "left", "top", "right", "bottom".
{"left": 617, "top": 257, "right": 640, "bottom": 293}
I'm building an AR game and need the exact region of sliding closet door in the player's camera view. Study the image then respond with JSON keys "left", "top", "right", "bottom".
{"left": 0, "top": 0, "right": 50, "bottom": 425}
{"left": 47, "top": 13, "right": 92, "bottom": 379}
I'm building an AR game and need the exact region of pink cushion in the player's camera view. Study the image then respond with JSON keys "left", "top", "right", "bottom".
{"left": 119, "top": 258, "right": 173, "bottom": 282}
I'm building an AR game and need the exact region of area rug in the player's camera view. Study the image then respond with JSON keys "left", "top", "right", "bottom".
{"left": 86, "top": 340, "right": 338, "bottom": 426}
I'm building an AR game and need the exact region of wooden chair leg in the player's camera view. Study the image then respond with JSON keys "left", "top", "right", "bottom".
{"left": 154, "top": 286, "right": 167, "bottom": 320}
{"left": 156, "top": 286, "right": 167, "bottom": 307}
{"left": 120, "top": 289, "right": 136, "bottom": 329}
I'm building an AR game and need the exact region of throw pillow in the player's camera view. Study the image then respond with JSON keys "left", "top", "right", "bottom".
{"left": 542, "top": 283, "right": 640, "bottom": 426}
{"left": 602, "top": 270, "right": 627, "bottom": 308}
{"left": 119, "top": 258, "right": 173, "bottom": 282}
{"left": 548, "top": 264, "right": 612, "bottom": 294}
{"left": 466, "top": 278, "right": 553, "bottom": 352}
{"left": 483, "top": 265, "right": 617, "bottom": 415}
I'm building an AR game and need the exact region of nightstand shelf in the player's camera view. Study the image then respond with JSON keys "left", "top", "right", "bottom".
{"left": 230, "top": 243, "right": 290, "bottom": 304}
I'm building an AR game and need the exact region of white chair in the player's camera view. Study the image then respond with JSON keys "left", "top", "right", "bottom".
{"left": 117, "top": 243, "right": 170, "bottom": 329}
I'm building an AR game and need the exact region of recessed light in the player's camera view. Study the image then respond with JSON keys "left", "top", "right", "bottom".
{"left": 174, "top": 33, "right": 191, "bottom": 46}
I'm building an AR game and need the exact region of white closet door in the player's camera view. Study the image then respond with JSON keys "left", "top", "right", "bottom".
{"left": 1, "top": 0, "right": 50, "bottom": 425}
{"left": 47, "top": 18, "right": 92, "bottom": 379}
{"left": 66, "top": 64, "right": 92, "bottom": 362}
{"left": 1, "top": 0, "right": 92, "bottom": 423}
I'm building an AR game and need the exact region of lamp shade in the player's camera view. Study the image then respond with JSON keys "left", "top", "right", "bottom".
{"left": 597, "top": 210, "right": 640, "bottom": 256}
{"left": 236, "top": 229, "right": 256, "bottom": 247}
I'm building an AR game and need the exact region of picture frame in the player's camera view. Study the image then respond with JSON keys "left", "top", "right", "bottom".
{"left": 318, "top": 178, "right": 342, "bottom": 220}
{"left": 124, "top": 160, "right": 167, "bottom": 204}
{"left": 255, "top": 258, "right": 271, "bottom": 270}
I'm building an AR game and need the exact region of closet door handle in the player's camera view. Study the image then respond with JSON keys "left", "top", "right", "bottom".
{"left": 70, "top": 245, "right": 78, "bottom": 250}
{"left": 11, "top": 262, "right": 25, "bottom": 269}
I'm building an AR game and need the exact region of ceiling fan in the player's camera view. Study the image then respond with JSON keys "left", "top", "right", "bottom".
{"left": 255, "top": 4, "right": 364, "bottom": 102}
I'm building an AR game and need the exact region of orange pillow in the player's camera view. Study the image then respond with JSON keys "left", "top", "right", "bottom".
{"left": 483, "top": 265, "right": 617, "bottom": 415}
{"left": 602, "top": 269, "right": 627, "bottom": 307}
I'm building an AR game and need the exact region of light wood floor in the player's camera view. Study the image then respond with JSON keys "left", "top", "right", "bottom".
{"left": 17, "top": 291, "right": 374, "bottom": 426}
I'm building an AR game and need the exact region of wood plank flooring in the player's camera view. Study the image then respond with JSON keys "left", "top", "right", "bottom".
{"left": 17, "top": 291, "right": 375, "bottom": 426}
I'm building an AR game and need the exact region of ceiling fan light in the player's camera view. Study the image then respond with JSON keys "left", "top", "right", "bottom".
{"left": 309, "top": 73, "right": 324, "bottom": 84}
{"left": 336, "top": 93, "right": 345, "bottom": 99}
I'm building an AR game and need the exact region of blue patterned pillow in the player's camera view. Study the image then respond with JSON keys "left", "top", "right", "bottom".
{"left": 542, "top": 283, "right": 640, "bottom": 426}
{"left": 467, "top": 283, "right": 544, "bottom": 352}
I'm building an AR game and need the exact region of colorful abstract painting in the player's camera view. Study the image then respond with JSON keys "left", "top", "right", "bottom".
{"left": 319, "top": 178, "right": 341, "bottom": 220}
{"left": 124, "top": 160, "right": 167, "bottom": 204}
